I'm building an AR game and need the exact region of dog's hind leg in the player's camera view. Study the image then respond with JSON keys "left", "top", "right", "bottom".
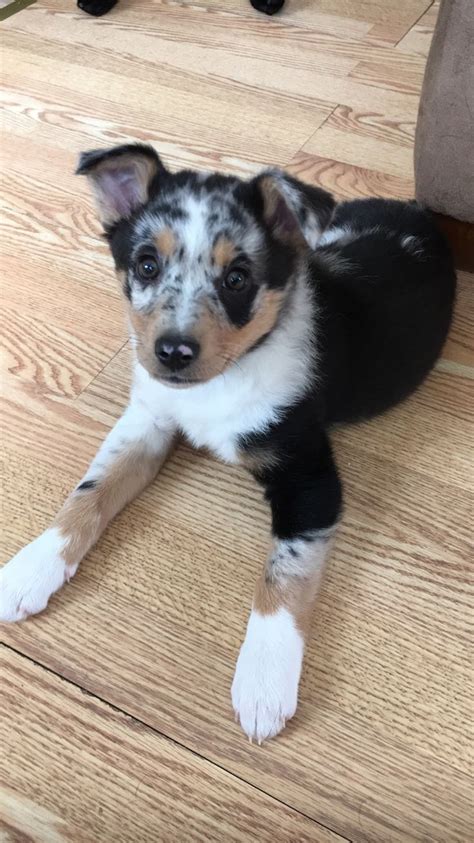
{"left": 0, "top": 402, "right": 176, "bottom": 622}
{"left": 232, "top": 431, "right": 341, "bottom": 742}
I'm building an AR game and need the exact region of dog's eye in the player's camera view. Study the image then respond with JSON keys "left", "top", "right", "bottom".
{"left": 136, "top": 255, "right": 160, "bottom": 282}
{"left": 223, "top": 269, "right": 249, "bottom": 293}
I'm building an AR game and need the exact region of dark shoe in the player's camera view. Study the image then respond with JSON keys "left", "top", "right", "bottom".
{"left": 77, "top": 0, "right": 118, "bottom": 16}
{"left": 250, "top": 0, "right": 285, "bottom": 15}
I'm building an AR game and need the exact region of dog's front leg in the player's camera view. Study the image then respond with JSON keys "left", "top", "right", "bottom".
{"left": 0, "top": 402, "right": 175, "bottom": 622}
{"left": 232, "top": 434, "right": 342, "bottom": 742}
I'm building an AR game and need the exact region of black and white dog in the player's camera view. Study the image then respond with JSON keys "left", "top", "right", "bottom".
{"left": 0, "top": 144, "right": 455, "bottom": 742}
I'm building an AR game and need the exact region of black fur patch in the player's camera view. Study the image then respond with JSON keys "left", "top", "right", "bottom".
{"left": 312, "top": 198, "right": 456, "bottom": 423}
{"left": 77, "top": 480, "right": 97, "bottom": 491}
{"left": 264, "top": 234, "right": 296, "bottom": 290}
{"left": 240, "top": 197, "right": 455, "bottom": 542}
{"left": 241, "top": 400, "right": 342, "bottom": 538}
{"left": 76, "top": 143, "right": 164, "bottom": 177}
{"left": 247, "top": 330, "right": 272, "bottom": 353}
{"left": 218, "top": 283, "right": 258, "bottom": 327}
{"left": 107, "top": 219, "right": 135, "bottom": 269}
{"left": 149, "top": 203, "right": 187, "bottom": 222}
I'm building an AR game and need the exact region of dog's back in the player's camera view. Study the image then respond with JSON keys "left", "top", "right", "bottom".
{"left": 312, "top": 199, "right": 456, "bottom": 424}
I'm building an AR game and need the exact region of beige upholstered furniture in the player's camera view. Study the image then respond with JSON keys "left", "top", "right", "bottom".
{"left": 414, "top": 0, "right": 474, "bottom": 267}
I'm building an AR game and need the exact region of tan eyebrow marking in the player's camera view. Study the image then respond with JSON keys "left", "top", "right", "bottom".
{"left": 155, "top": 227, "right": 176, "bottom": 258}
{"left": 212, "top": 235, "right": 237, "bottom": 268}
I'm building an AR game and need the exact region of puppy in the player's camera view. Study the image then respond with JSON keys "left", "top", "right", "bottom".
{"left": 0, "top": 144, "right": 455, "bottom": 742}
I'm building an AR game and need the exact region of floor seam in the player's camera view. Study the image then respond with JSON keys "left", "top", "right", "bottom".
{"left": 73, "top": 338, "right": 129, "bottom": 403}
{"left": 393, "top": 0, "right": 436, "bottom": 48}
{"left": 2, "top": 640, "right": 351, "bottom": 842}
{"left": 288, "top": 103, "right": 339, "bottom": 165}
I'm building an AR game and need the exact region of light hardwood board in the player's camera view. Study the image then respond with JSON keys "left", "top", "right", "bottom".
{"left": 303, "top": 121, "right": 416, "bottom": 180}
{"left": 326, "top": 104, "right": 416, "bottom": 149}
{"left": 438, "top": 272, "right": 474, "bottom": 372}
{"left": 157, "top": 0, "right": 433, "bottom": 44}
{"left": 0, "top": 306, "right": 118, "bottom": 400}
{"left": 287, "top": 151, "right": 415, "bottom": 199}
{"left": 3, "top": 3, "right": 423, "bottom": 117}
{"left": 1, "top": 0, "right": 473, "bottom": 841}
{"left": 350, "top": 57, "right": 426, "bottom": 96}
{"left": 0, "top": 647, "right": 343, "bottom": 843}
{"left": 397, "top": 1, "right": 441, "bottom": 56}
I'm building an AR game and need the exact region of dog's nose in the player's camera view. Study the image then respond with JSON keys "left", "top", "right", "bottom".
{"left": 155, "top": 335, "right": 200, "bottom": 371}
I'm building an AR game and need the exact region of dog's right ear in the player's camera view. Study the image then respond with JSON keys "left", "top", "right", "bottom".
{"left": 76, "top": 143, "right": 167, "bottom": 228}
{"left": 251, "top": 169, "right": 335, "bottom": 250}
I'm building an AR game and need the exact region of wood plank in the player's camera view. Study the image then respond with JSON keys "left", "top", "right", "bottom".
{"left": 1, "top": 69, "right": 321, "bottom": 173}
{"left": 0, "top": 647, "right": 342, "bottom": 843}
{"left": 0, "top": 37, "right": 330, "bottom": 173}
{"left": 350, "top": 57, "right": 426, "bottom": 96}
{"left": 153, "top": 0, "right": 432, "bottom": 45}
{"left": 327, "top": 104, "right": 415, "bottom": 149}
{"left": 397, "top": 1, "right": 441, "bottom": 57}
{"left": 0, "top": 306, "right": 118, "bottom": 400}
{"left": 95, "top": 0, "right": 436, "bottom": 76}
{"left": 366, "top": 0, "right": 433, "bottom": 45}
{"left": 303, "top": 119, "right": 415, "bottom": 179}
{"left": 440, "top": 271, "right": 474, "bottom": 372}
{"left": 2, "top": 4, "right": 421, "bottom": 117}
{"left": 287, "top": 151, "right": 414, "bottom": 199}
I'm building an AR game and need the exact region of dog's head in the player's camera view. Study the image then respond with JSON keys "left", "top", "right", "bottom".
{"left": 78, "top": 144, "right": 334, "bottom": 386}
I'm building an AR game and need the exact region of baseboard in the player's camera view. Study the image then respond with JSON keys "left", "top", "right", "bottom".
{"left": 433, "top": 213, "right": 474, "bottom": 273}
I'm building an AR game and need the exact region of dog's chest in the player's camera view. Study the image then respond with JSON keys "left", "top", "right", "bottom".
{"left": 133, "top": 361, "right": 296, "bottom": 464}
{"left": 170, "top": 393, "right": 276, "bottom": 462}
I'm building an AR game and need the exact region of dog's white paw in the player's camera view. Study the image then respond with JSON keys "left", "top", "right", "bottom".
{"left": 0, "top": 528, "right": 69, "bottom": 622}
{"left": 231, "top": 607, "right": 304, "bottom": 743}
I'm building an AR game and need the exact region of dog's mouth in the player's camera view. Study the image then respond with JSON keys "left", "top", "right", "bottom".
{"left": 157, "top": 374, "right": 202, "bottom": 388}
{"left": 150, "top": 356, "right": 235, "bottom": 388}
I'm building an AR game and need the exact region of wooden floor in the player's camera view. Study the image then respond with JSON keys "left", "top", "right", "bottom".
{"left": 1, "top": 1, "right": 473, "bottom": 840}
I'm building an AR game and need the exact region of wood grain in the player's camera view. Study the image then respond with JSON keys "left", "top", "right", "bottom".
{"left": 158, "top": 0, "right": 433, "bottom": 45}
{"left": 397, "top": 1, "right": 441, "bottom": 57}
{"left": 1, "top": 0, "right": 473, "bottom": 841}
{"left": 303, "top": 120, "right": 415, "bottom": 179}
{"left": 287, "top": 151, "right": 415, "bottom": 200}
{"left": 0, "top": 647, "right": 343, "bottom": 843}
{"left": 349, "top": 53, "right": 425, "bottom": 94}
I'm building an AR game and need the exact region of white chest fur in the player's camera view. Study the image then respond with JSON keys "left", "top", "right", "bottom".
{"left": 131, "top": 279, "right": 315, "bottom": 463}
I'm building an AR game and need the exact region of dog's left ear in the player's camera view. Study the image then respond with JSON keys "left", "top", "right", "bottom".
{"left": 77, "top": 143, "right": 167, "bottom": 228}
{"left": 252, "top": 169, "right": 335, "bottom": 249}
